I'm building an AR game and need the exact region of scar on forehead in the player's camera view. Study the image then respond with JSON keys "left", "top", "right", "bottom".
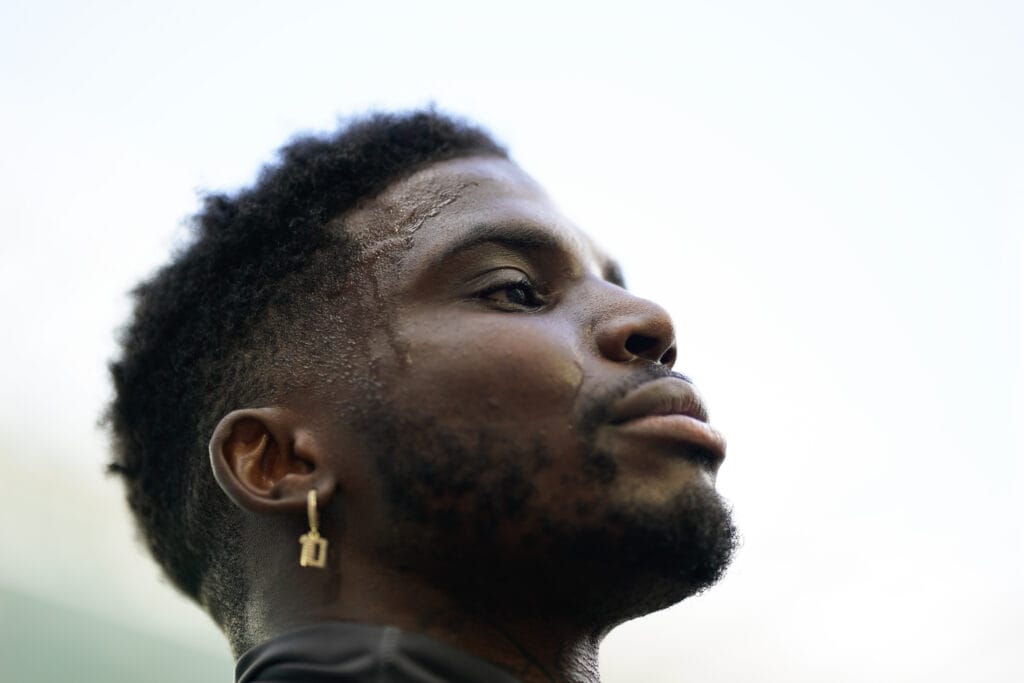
{"left": 396, "top": 180, "right": 478, "bottom": 236}
{"left": 350, "top": 179, "right": 480, "bottom": 266}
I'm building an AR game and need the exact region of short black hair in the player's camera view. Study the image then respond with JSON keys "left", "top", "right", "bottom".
{"left": 106, "top": 110, "right": 506, "bottom": 632}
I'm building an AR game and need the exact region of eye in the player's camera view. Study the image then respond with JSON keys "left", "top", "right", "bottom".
{"left": 479, "top": 276, "right": 546, "bottom": 310}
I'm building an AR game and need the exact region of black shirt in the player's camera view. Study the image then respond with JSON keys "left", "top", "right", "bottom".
{"left": 235, "top": 621, "right": 523, "bottom": 683}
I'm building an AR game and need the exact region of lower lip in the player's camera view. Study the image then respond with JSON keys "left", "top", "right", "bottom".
{"left": 614, "top": 414, "right": 727, "bottom": 464}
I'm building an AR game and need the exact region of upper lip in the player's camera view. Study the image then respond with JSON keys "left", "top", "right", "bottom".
{"left": 608, "top": 376, "right": 710, "bottom": 425}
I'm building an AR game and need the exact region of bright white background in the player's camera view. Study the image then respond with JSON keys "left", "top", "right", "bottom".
{"left": 1, "top": 1, "right": 1021, "bottom": 681}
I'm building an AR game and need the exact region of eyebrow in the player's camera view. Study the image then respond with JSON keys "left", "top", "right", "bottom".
{"left": 432, "top": 223, "right": 564, "bottom": 264}
{"left": 429, "top": 222, "right": 628, "bottom": 287}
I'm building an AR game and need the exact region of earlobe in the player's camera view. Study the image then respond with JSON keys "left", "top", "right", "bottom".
{"left": 209, "top": 407, "right": 335, "bottom": 513}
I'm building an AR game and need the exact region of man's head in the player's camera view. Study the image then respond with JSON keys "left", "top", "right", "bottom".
{"left": 108, "top": 111, "right": 736, "bottom": 651}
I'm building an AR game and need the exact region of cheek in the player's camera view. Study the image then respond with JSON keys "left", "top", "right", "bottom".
{"left": 390, "top": 313, "right": 585, "bottom": 428}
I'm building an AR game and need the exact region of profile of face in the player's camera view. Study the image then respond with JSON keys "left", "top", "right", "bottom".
{"left": 315, "top": 156, "right": 736, "bottom": 627}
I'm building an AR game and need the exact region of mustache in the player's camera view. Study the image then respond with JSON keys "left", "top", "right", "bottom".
{"left": 576, "top": 366, "right": 695, "bottom": 434}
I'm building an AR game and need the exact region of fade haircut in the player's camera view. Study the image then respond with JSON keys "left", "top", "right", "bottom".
{"left": 107, "top": 110, "right": 506, "bottom": 633}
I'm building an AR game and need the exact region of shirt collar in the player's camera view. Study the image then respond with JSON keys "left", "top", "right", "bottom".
{"left": 235, "top": 621, "right": 522, "bottom": 683}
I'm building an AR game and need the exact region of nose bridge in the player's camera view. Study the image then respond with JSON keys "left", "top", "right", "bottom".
{"left": 592, "top": 282, "right": 677, "bottom": 367}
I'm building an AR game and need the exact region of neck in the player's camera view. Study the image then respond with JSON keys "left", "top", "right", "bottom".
{"left": 249, "top": 549, "right": 605, "bottom": 683}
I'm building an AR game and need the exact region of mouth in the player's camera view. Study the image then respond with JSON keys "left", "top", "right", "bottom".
{"left": 607, "top": 376, "right": 727, "bottom": 470}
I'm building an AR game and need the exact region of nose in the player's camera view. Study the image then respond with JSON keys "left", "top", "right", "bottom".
{"left": 595, "top": 290, "right": 677, "bottom": 367}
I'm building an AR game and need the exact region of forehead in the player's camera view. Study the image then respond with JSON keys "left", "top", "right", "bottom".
{"left": 340, "top": 156, "right": 612, "bottom": 275}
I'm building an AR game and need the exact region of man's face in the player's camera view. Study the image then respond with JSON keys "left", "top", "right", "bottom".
{"left": 326, "top": 156, "right": 735, "bottom": 623}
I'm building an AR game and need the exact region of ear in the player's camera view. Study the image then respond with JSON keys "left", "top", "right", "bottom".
{"left": 209, "top": 407, "right": 336, "bottom": 513}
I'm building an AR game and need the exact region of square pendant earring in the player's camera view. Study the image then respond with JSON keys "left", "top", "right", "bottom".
{"left": 299, "top": 489, "right": 328, "bottom": 568}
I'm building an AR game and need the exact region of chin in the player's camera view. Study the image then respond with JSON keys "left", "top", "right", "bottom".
{"left": 442, "top": 480, "right": 739, "bottom": 632}
{"left": 551, "top": 482, "right": 739, "bottom": 626}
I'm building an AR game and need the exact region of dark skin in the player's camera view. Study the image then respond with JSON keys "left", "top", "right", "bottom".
{"left": 209, "top": 157, "right": 729, "bottom": 683}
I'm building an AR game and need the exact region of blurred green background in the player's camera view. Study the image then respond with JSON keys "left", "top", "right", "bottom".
{"left": 0, "top": 589, "right": 229, "bottom": 682}
{"left": 0, "top": 448, "right": 233, "bottom": 681}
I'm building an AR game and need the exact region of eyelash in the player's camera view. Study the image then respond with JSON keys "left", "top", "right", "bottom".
{"left": 479, "top": 276, "right": 546, "bottom": 310}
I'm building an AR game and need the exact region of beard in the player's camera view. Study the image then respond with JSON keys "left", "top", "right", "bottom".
{"left": 351, "top": 383, "right": 738, "bottom": 627}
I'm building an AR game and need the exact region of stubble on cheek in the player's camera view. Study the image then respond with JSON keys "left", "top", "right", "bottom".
{"left": 351, "top": 320, "right": 592, "bottom": 555}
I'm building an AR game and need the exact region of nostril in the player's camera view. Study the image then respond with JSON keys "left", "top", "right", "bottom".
{"left": 623, "top": 334, "right": 675, "bottom": 365}
{"left": 624, "top": 334, "right": 658, "bottom": 357}
{"left": 598, "top": 296, "right": 677, "bottom": 365}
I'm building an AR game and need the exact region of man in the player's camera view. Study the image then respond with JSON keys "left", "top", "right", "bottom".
{"left": 108, "top": 110, "right": 737, "bottom": 683}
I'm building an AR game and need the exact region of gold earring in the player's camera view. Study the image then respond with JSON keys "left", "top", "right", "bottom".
{"left": 298, "top": 489, "right": 328, "bottom": 568}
